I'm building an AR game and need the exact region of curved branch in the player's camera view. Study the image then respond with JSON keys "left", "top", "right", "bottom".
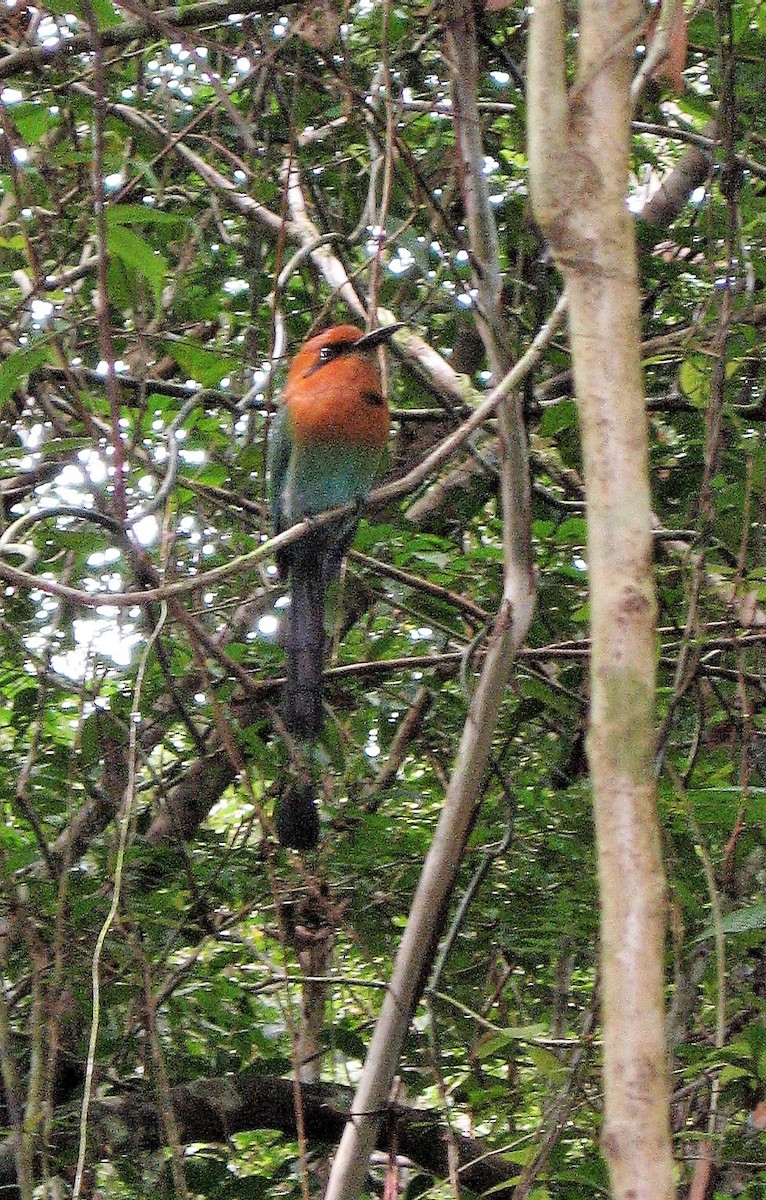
{"left": 0, "top": 300, "right": 566, "bottom": 612}
{"left": 0, "top": 0, "right": 275, "bottom": 81}
{"left": 102, "top": 1070, "right": 519, "bottom": 1195}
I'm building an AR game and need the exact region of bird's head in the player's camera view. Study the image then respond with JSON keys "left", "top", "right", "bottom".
{"left": 288, "top": 323, "right": 402, "bottom": 383}
{"left": 284, "top": 322, "right": 403, "bottom": 448}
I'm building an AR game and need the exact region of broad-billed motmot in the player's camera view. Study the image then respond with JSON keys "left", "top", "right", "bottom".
{"left": 268, "top": 322, "right": 401, "bottom": 848}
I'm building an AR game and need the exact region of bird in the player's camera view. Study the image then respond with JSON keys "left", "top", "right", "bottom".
{"left": 268, "top": 321, "right": 401, "bottom": 848}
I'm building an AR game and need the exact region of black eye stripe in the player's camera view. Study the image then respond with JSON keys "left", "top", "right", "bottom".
{"left": 323, "top": 340, "right": 357, "bottom": 360}
{"left": 321, "top": 343, "right": 350, "bottom": 363}
{"left": 303, "top": 338, "right": 360, "bottom": 377}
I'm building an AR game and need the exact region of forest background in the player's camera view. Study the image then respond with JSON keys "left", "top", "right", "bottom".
{"left": 0, "top": 0, "right": 764, "bottom": 1197}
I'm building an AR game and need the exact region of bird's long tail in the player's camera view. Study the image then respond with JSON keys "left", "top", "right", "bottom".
{"left": 277, "top": 542, "right": 326, "bottom": 849}
{"left": 284, "top": 540, "right": 326, "bottom": 741}
{"left": 276, "top": 776, "right": 320, "bottom": 850}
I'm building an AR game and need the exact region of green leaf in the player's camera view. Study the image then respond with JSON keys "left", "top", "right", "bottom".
{"left": 165, "top": 342, "right": 233, "bottom": 387}
{"left": 679, "top": 357, "right": 709, "bottom": 406}
{"left": 539, "top": 400, "right": 578, "bottom": 437}
{"left": 697, "top": 904, "right": 766, "bottom": 941}
{"left": 719, "top": 1064, "right": 752, "bottom": 1087}
{"left": 12, "top": 103, "right": 53, "bottom": 143}
{"left": 36, "top": 0, "right": 80, "bottom": 11}
{"left": 0, "top": 345, "right": 50, "bottom": 404}
{"left": 91, "top": 0, "right": 122, "bottom": 28}
{"left": 732, "top": 3, "right": 751, "bottom": 40}
{"left": 193, "top": 463, "right": 229, "bottom": 486}
{"left": 105, "top": 203, "right": 185, "bottom": 228}
{"left": 106, "top": 225, "right": 167, "bottom": 310}
{"left": 557, "top": 517, "right": 587, "bottom": 542}
{"left": 526, "top": 1044, "right": 569, "bottom": 1083}
{"left": 44, "top": 0, "right": 122, "bottom": 25}
{"left": 0, "top": 436, "right": 91, "bottom": 467}
{"left": 472, "top": 1026, "right": 548, "bottom": 1057}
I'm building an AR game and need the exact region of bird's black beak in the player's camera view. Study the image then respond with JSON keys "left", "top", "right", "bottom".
{"left": 354, "top": 323, "right": 404, "bottom": 352}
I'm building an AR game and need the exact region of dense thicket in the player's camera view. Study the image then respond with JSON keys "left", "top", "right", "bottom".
{"left": 0, "top": 2, "right": 764, "bottom": 1197}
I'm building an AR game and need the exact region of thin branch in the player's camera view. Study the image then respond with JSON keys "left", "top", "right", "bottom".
{"left": 72, "top": 603, "right": 167, "bottom": 1198}
{"left": 325, "top": 281, "right": 540, "bottom": 1200}
{"left": 0, "top": 0, "right": 279, "bottom": 81}
{"left": 0, "top": 298, "right": 567, "bottom": 611}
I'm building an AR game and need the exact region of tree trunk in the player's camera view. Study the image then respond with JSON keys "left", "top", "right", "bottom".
{"left": 527, "top": 1, "right": 676, "bottom": 1197}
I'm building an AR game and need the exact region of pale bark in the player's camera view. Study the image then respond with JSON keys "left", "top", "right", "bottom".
{"left": 324, "top": 582, "right": 535, "bottom": 1200}
{"left": 528, "top": 1, "right": 676, "bottom": 1198}
{"left": 323, "top": 9, "right": 537, "bottom": 1198}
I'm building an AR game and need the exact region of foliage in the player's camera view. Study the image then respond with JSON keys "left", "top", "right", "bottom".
{"left": 0, "top": 1, "right": 764, "bottom": 1197}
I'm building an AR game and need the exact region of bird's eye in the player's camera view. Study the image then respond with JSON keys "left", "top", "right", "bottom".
{"left": 312, "top": 338, "right": 355, "bottom": 372}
